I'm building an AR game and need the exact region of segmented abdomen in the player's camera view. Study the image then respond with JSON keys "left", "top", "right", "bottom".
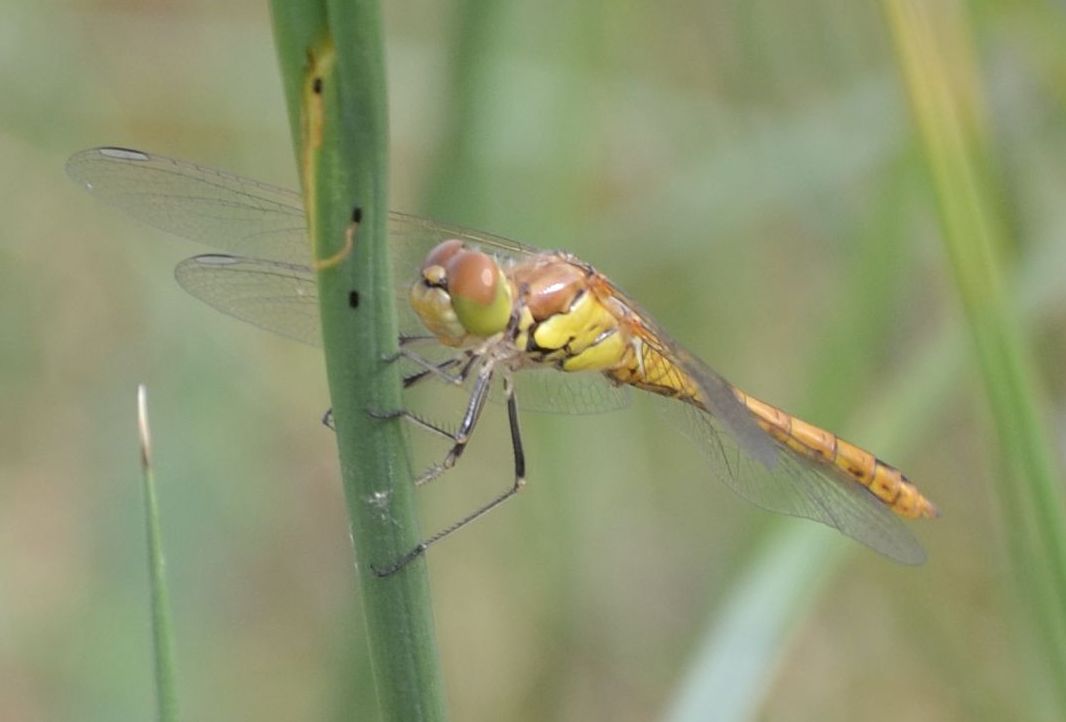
{"left": 606, "top": 336, "right": 938, "bottom": 520}
{"left": 731, "top": 388, "right": 939, "bottom": 519}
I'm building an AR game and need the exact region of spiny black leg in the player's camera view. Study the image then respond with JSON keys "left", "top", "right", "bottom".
{"left": 398, "top": 334, "right": 436, "bottom": 347}
{"left": 368, "top": 407, "right": 455, "bottom": 443}
{"left": 411, "top": 362, "right": 494, "bottom": 487}
{"left": 368, "top": 352, "right": 477, "bottom": 443}
{"left": 505, "top": 374, "right": 526, "bottom": 481}
{"left": 388, "top": 335, "right": 438, "bottom": 358}
{"left": 371, "top": 542, "right": 429, "bottom": 578}
{"left": 384, "top": 347, "right": 472, "bottom": 385}
{"left": 403, "top": 357, "right": 464, "bottom": 389}
{"left": 372, "top": 371, "right": 527, "bottom": 577}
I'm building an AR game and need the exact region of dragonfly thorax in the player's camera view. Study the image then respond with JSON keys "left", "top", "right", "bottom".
{"left": 410, "top": 239, "right": 514, "bottom": 347}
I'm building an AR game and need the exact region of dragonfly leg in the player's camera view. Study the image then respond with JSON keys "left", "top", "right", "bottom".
{"left": 384, "top": 346, "right": 472, "bottom": 386}
{"left": 410, "top": 360, "right": 495, "bottom": 487}
{"left": 366, "top": 352, "right": 477, "bottom": 444}
{"left": 330, "top": 341, "right": 472, "bottom": 432}
{"left": 372, "top": 372, "right": 526, "bottom": 578}
{"left": 397, "top": 334, "right": 437, "bottom": 347}
{"left": 391, "top": 334, "right": 441, "bottom": 363}
{"left": 504, "top": 373, "right": 526, "bottom": 481}
{"left": 367, "top": 408, "right": 455, "bottom": 442}
{"left": 402, "top": 355, "right": 476, "bottom": 390}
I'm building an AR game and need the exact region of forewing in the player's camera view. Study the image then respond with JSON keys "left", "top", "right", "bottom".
{"left": 388, "top": 211, "right": 538, "bottom": 262}
{"left": 66, "top": 147, "right": 538, "bottom": 266}
{"left": 70, "top": 147, "right": 623, "bottom": 414}
{"left": 67, "top": 147, "right": 310, "bottom": 264}
{"left": 68, "top": 147, "right": 545, "bottom": 340}
{"left": 174, "top": 254, "right": 630, "bottom": 415}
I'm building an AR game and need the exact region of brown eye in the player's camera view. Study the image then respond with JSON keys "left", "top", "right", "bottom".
{"left": 446, "top": 250, "right": 498, "bottom": 305}
{"left": 422, "top": 239, "right": 465, "bottom": 272}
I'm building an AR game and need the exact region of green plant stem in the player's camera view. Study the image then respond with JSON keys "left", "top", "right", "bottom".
{"left": 137, "top": 385, "right": 178, "bottom": 722}
{"left": 269, "top": 3, "right": 448, "bottom": 721}
{"left": 884, "top": 0, "right": 1066, "bottom": 711}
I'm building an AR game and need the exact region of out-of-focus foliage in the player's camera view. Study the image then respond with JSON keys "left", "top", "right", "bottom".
{"left": 2, "top": 1, "right": 1064, "bottom": 721}
{"left": 885, "top": 1, "right": 1066, "bottom": 715}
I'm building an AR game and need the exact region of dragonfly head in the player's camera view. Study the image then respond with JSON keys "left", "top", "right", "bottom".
{"left": 410, "top": 240, "right": 513, "bottom": 345}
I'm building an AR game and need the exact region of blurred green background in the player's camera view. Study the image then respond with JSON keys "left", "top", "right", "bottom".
{"left": 4, "top": 1, "right": 1066, "bottom": 720}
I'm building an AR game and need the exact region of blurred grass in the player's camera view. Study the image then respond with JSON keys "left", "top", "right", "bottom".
{"left": 661, "top": 148, "right": 922, "bottom": 722}
{"left": 663, "top": 207, "right": 1066, "bottom": 720}
{"left": 885, "top": 1, "right": 1066, "bottom": 713}
{"left": 136, "top": 385, "right": 179, "bottom": 722}
{"left": 4, "top": 1, "right": 1066, "bottom": 721}
{"left": 663, "top": 526, "right": 848, "bottom": 722}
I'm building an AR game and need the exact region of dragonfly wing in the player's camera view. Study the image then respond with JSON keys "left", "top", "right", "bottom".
{"left": 665, "top": 398, "right": 925, "bottom": 564}
{"left": 676, "top": 351, "right": 780, "bottom": 469}
{"left": 175, "top": 255, "right": 321, "bottom": 347}
{"left": 588, "top": 271, "right": 780, "bottom": 467}
{"left": 68, "top": 147, "right": 546, "bottom": 342}
{"left": 395, "top": 342, "right": 632, "bottom": 415}
{"left": 67, "top": 148, "right": 540, "bottom": 264}
{"left": 588, "top": 274, "right": 924, "bottom": 562}
{"left": 176, "top": 253, "right": 630, "bottom": 414}
{"left": 388, "top": 211, "right": 539, "bottom": 260}
{"left": 509, "top": 368, "right": 631, "bottom": 414}
{"left": 67, "top": 148, "right": 310, "bottom": 264}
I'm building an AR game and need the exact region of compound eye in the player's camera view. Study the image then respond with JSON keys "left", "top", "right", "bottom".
{"left": 447, "top": 250, "right": 497, "bottom": 304}
{"left": 422, "top": 239, "right": 465, "bottom": 273}
{"left": 446, "top": 250, "right": 512, "bottom": 337}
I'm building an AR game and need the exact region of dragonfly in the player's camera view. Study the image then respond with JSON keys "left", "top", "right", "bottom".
{"left": 67, "top": 146, "right": 939, "bottom": 573}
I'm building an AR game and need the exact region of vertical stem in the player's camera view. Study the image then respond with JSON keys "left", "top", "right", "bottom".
{"left": 884, "top": 0, "right": 1066, "bottom": 711}
{"left": 422, "top": 0, "right": 504, "bottom": 219}
{"left": 269, "top": 3, "right": 448, "bottom": 721}
{"left": 137, "top": 385, "right": 179, "bottom": 722}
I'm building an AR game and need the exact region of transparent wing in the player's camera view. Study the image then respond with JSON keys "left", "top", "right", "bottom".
{"left": 509, "top": 368, "right": 630, "bottom": 415}
{"left": 71, "top": 148, "right": 920, "bottom": 558}
{"left": 665, "top": 397, "right": 925, "bottom": 564}
{"left": 66, "top": 146, "right": 544, "bottom": 337}
{"left": 67, "top": 147, "right": 311, "bottom": 264}
{"left": 175, "top": 255, "right": 321, "bottom": 346}
{"left": 587, "top": 272, "right": 779, "bottom": 468}
{"left": 172, "top": 254, "right": 630, "bottom": 414}
{"left": 66, "top": 147, "right": 540, "bottom": 266}
{"left": 588, "top": 274, "right": 924, "bottom": 563}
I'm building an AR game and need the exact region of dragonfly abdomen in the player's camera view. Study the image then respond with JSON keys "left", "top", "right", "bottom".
{"left": 525, "top": 273, "right": 941, "bottom": 523}
{"left": 604, "top": 336, "right": 703, "bottom": 401}
{"left": 733, "top": 389, "right": 939, "bottom": 520}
